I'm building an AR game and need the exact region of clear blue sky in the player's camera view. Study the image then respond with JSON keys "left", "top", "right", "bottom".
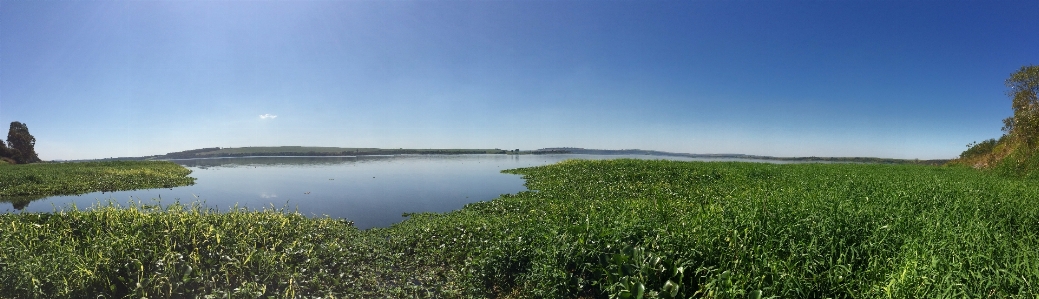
{"left": 1, "top": 1, "right": 1036, "bottom": 160}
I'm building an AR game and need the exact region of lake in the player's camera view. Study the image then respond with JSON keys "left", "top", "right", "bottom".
{"left": 4, "top": 154, "right": 786, "bottom": 229}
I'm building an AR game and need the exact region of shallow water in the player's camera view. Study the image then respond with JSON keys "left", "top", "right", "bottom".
{"left": 4, "top": 154, "right": 784, "bottom": 229}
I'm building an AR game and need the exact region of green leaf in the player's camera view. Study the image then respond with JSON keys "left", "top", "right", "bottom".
{"left": 663, "top": 280, "right": 678, "bottom": 298}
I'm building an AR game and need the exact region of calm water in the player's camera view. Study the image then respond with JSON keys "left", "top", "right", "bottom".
{"left": 4, "top": 154, "right": 784, "bottom": 229}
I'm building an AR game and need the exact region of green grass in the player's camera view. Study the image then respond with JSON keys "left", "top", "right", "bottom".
{"left": 0, "top": 201, "right": 391, "bottom": 298}
{"left": 3, "top": 159, "right": 1039, "bottom": 298}
{"left": 0, "top": 161, "right": 195, "bottom": 198}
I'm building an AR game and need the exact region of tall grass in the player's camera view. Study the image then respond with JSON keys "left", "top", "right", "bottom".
{"left": 0, "top": 201, "right": 412, "bottom": 298}
{"left": 3, "top": 159, "right": 1038, "bottom": 298}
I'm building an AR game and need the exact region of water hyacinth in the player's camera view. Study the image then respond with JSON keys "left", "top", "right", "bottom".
{"left": 3, "top": 159, "right": 1039, "bottom": 298}
{"left": 0, "top": 161, "right": 196, "bottom": 198}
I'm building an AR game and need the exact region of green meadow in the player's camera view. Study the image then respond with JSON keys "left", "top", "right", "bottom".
{"left": 3, "top": 159, "right": 1038, "bottom": 298}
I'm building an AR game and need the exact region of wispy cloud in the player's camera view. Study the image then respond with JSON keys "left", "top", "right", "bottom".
{"left": 259, "top": 114, "right": 277, "bottom": 119}
{"left": 259, "top": 192, "right": 278, "bottom": 198}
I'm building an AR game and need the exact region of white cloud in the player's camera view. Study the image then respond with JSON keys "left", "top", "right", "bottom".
{"left": 259, "top": 114, "right": 278, "bottom": 119}
{"left": 259, "top": 192, "right": 278, "bottom": 198}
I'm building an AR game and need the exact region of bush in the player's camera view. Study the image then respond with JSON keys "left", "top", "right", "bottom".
{"left": 960, "top": 138, "right": 998, "bottom": 159}
{"left": 955, "top": 65, "right": 1039, "bottom": 175}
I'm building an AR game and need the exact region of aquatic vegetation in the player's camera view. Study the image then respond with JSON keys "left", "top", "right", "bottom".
{"left": 0, "top": 161, "right": 196, "bottom": 211}
{"left": 0, "top": 201, "right": 401, "bottom": 298}
{"left": 3, "top": 159, "right": 1039, "bottom": 297}
{"left": 387, "top": 160, "right": 1039, "bottom": 297}
{"left": 0, "top": 161, "right": 196, "bottom": 198}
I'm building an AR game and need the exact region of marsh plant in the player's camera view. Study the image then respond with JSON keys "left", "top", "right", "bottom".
{"left": 3, "top": 159, "right": 1039, "bottom": 298}
{"left": 0, "top": 161, "right": 196, "bottom": 209}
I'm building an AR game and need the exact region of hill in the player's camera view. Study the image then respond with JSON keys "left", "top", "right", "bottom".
{"left": 90, "top": 146, "right": 569, "bottom": 161}
{"left": 542, "top": 147, "right": 950, "bottom": 165}
{"left": 154, "top": 146, "right": 512, "bottom": 159}
{"left": 87, "top": 146, "right": 949, "bottom": 165}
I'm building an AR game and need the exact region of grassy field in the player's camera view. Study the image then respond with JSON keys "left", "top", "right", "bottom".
{"left": 0, "top": 161, "right": 196, "bottom": 208}
{"left": 2, "top": 159, "right": 1038, "bottom": 298}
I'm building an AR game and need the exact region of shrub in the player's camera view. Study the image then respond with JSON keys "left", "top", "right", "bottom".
{"left": 960, "top": 138, "right": 998, "bottom": 159}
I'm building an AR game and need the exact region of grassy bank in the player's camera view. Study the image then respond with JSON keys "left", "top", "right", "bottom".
{"left": 0, "top": 161, "right": 196, "bottom": 209}
{"left": 3, "top": 159, "right": 1038, "bottom": 298}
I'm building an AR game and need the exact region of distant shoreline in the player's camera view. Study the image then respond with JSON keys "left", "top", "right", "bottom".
{"left": 72, "top": 146, "right": 951, "bottom": 165}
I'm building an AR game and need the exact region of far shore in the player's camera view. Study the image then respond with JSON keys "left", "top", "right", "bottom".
{"left": 67, "top": 146, "right": 951, "bottom": 166}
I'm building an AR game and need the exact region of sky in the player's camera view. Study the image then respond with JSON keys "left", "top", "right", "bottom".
{"left": 1, "top": 1, "right": 1036, "bottom": 160}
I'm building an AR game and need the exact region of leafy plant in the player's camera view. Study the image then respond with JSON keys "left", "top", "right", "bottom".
{"left": 0, "top": 161, "right": 196, "bottom": 198}
{"left": 5, "top": 159, "right": 1039, "bottom": 297}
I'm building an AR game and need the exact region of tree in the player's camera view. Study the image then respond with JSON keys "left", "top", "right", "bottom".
{"left": 0, "top": 140, "right": 9, "bottom": 158}
{"left": 1001, "top": 65, "right": 1039, "bottom": 145}
{"left": 6, "top": 121, "right": 41, "bottom": 164}
{"left": 961, "top": 138, "right": 998, "bottom": 159}
{"left": 0, "top": 140, "right": 15, "bottom": 164}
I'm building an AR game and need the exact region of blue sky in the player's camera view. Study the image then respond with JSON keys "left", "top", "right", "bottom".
{"left": 1, "top": 1, "right": 1036, "bottom": 160}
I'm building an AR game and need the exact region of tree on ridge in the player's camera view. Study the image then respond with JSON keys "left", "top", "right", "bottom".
{"left": 957, "top": 65, "right": 1039, "bottom": 172}
{"left": 1001, "top": 65, "right": 1039, "bottom": 146}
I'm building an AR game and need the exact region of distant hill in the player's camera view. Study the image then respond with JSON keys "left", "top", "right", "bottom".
{"left": 88, "top": 146, "right": 572, "bottom": 161}
{"left": 86, "top": 146, "right": 949, "bottom": 165}
{"left": 540, "top": 148, "right": 950, "bottom": 165}
{"left": 131, "top": 146, "right": 514, "bottom": 160}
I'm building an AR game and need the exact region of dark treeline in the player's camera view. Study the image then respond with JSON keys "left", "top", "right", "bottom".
{"left": 162, "top": 148, "right": 509, "bottom": 159}
{"left": 162, "top": 147, "right": 222, "bottom": 159}
{"left": 547, "top": 147, "right": 949, "bottom": 165}
{"left": 0, "top": 121, "right": 41, "bottom": 164}
{"left": 95, "top": 147, "right": 570, "bottom": 161}
{"left": 172, "top": 150, "right": 493, "bottom": 158}
{"left": 776, "top": 156, "right": 951, "bottom": 165}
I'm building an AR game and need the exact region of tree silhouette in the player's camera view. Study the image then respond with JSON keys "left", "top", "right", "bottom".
{"left": 6, "top": 121, "right": 41, "bottom": 164}
{"left": 0, "top": 140, "right": 11, "bottom": 161}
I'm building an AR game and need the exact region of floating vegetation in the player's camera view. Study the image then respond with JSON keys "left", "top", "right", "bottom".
{"left": 0, "top": 161, "right": 196, "bottom": 207}
{"left": 3, "top": 159, "right": 1039, "bottom": 297}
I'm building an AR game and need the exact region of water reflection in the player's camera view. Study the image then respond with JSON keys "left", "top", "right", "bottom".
{"left": 2, "top": 154, "right": 788, "bottom": 228}
{"left": 0, "top": 195, "right": 48, "bottom": 210}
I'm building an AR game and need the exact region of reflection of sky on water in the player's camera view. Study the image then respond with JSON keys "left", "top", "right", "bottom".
{"left": 2, "top": 154, "right": 785, "bottom": 229}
